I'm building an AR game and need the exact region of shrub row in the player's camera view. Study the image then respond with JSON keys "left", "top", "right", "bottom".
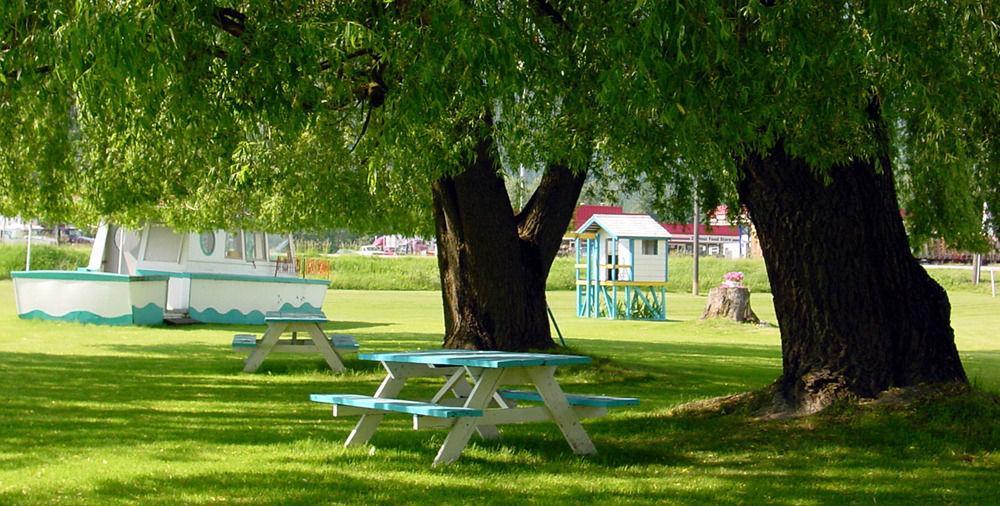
{"left": 301, "top": 254, "right": 773, "bottom": 292}
{"left": 303, "top": 254, "right": 993, "bottom": 294}
{"left": 5, "top": 244, "right": 982, "bottom": 295}
{"left": 0, "top": 244, "right": 91, "bottom": 279}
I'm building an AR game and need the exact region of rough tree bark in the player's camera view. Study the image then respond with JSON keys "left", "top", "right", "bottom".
{"left": 736, "top": 114, "right": 968, "bottom": 412}
{"left": 431, "top": 134, "right": 586, "bottom": 351}
{"left": 701, "top": 286, "right": 759, "bottom": 324}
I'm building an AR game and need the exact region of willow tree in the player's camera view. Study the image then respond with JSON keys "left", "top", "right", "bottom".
{"left": 588, "top": 1, "right": 1000, "bottom": 410}
{"left": 4, "top": 2, "right": 998, "bottom": 409}
{"left": 0, "top": 1, "right": 599, "bottom": 350}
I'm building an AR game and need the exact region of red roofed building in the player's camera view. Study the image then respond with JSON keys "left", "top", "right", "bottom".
{"left": 573, "top": 205, "right": 624, "bottom": 229}
{"left": 572, "top": 204, "right": 751, "bottom": 258}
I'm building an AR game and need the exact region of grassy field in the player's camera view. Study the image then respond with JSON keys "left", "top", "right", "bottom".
{"left": 0, "top": 281, "right": 998, "bottom": 504}
{"left": 305, "top": 253, "right": 997, "bottom": 294}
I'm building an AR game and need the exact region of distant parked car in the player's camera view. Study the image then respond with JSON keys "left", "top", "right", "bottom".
{"left": 358, "top": 246, "right": 385, "bottom": 256}
{"left": 67, "top": 230, "right": 94, "bottom": 244}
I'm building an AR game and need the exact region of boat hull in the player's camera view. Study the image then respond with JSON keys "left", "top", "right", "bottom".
{"left": 12, "top": 271, "right": 168, "bottom": 326}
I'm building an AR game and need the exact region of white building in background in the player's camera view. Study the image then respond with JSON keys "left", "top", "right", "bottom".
{"left": 0, "top": 216, "right": 46, "bottom": 243}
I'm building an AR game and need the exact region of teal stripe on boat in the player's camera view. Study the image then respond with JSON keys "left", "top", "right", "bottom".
{"left": 136, "top": 269, "right": 330, "bottom": 285}
{"left": 189, "top": 302, "right": 323, "bottom": 325}
{"left": 12, "top": 270, "right": 169, "bottom": 282}
{"left": 131, "top": 303, "right": 165, "bottom": 325}
{"left": 18, "top": 309, "right": 134, "bottom": 326}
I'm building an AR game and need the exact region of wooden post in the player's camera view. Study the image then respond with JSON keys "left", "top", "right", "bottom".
{"left": 692, "top": 195, "right": 700, "bottom": 295}
{"left": 972, "top": 253, "right": 982, "bottom": 285}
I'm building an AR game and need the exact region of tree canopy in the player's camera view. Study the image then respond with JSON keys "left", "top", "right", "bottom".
{"left": 1, "top": 1, "right": 998, "bottom": 246}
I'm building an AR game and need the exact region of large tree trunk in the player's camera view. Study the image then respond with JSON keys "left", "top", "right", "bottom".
{"left": 431, "top": 134, "right": 586, "bottom": 351}
{"left": 737, "top": 134, "right": 967, "bottom": 412}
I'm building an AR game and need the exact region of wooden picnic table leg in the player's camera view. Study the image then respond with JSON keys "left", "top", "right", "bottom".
{"left": 433, "top": 368, "right": 504, "bottom": 466}
{"left": 527, "top": 366, "right": 597, "bottom": 456}
{"left": 243, "top": 322, "right": 286, "bottom": 373}
{"left": 345, "top": 362, "right": 408, "bottom": 447}
{"left": 447, "top": 368, "right": 501, "bottom": 441}
{"left": 303, "top": 323, "right": 347, "bottom": 373}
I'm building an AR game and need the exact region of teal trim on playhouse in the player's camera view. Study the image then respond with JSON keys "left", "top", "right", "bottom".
{"left": 137, "top": 269, "right": 330, "bottom": 286}
{"left": 189, "top": 302, "right": 323, "bottom": 325}
{"left": 12, "top": 271, "right": 170, "bottom": 282}
{"left": 18, "top": 303, "right": 165, "bottom": 326}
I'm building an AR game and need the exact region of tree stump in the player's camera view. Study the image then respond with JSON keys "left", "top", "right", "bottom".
{"left": 701, "top": 286, "right": 759, "bottom": 323}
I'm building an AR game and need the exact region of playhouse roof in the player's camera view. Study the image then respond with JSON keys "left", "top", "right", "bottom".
{"left": 575, "top": 214, "right": 672, "bottom": 239}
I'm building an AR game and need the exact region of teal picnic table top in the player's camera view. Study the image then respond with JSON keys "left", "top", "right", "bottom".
{"left": 357, "top": 350, "right": 592, "bottom": 368}
{"left": 264, "top": 311, "right": 328, "bottom": 323}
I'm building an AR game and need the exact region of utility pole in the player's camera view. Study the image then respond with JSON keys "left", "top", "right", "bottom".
{"left": 692, "top": 192, "right": 700, "bottom": 295}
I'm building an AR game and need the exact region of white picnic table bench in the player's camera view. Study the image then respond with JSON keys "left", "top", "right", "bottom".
{"left": 310, "top": 350, "right": 638, "bottom": 465}
{"left": 232, "top": 311, "right": 358, "bottom": 373}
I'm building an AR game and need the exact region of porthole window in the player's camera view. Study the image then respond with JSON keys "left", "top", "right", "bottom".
{"left": 199, "top": 231, "right": 216, "bottom": 256}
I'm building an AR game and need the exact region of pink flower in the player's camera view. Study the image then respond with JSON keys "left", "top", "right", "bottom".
{"left": 723, "top": 271, "right": 744, "bottom": 283}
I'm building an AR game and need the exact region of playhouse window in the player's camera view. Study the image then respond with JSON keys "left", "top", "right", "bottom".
{"left": 225, "top": 231, "right": 243, "bottom": 260}
{"left": 642, "top": 240, "right": 659, "bottom": 256}
{"left": 144, "top": 225, "right": 183, "bottom": 263}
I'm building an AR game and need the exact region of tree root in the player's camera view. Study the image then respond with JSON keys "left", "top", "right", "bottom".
{"left": 670, "top": 381, "right": 981, "bottom": 421}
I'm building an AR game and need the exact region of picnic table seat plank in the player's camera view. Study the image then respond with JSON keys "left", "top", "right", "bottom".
{"left": 264, "top": 310, "right": 328, "bottom": 323}
{"left": 498, "top": 390, "right": 640, "bottom": 408}
{"left": 231, "top": 333, "right": 359, "bottom": 350}
{"left": 310, "top": 394, "right": 483, "bottom": 418}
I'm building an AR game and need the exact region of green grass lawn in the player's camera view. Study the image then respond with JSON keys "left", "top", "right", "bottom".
{"left": 0, "top": 280, "right": 997, "bottom": 504}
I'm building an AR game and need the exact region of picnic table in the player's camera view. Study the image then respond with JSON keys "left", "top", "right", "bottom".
{"left": 232, "top": 311, "right": 358, "bottom": 373}
{"left": 310, "top": 350, "right": 638, "bottom": 465}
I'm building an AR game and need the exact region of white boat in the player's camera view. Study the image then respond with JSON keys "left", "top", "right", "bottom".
{"left": 12, "top": 224, "right": 328, "bottom": 325}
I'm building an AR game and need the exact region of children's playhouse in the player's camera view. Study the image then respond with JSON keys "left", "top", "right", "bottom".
{"left": 571, "top": 214, "right": 671, "bottom": 320}
{"left": 12, "top": 224, "right": 328, "bottom": 325}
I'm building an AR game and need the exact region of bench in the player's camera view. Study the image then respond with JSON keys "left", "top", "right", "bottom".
{"left": 310, "top": 394, "right": 483, "bottom": 418}
{"left": 237, "top": 310, "right": 356, "bottom": 373}
{"left": 498, "top": 390, "right": 639, "bottom": 408}
{"left": 232, "top": 333, "right": 359, "bottom": 351}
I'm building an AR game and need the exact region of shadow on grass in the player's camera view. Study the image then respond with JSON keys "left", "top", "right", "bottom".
{"left": 1, "top": 339, "right": 998, "bottom": 504}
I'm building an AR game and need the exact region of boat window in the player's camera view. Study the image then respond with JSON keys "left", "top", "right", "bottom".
{"left": 267, "top": 234, "right": 290, "bottom": 259}
{"left": 244, "top": 233, "right": 255, "bottom": 261}
{"left": 199, "top": 231, "right": 216, "bottom": 256}
{"left": 144, "top": 225, "right": 183, "bottom": 263}
{"left": 225, "top": 231, "right": 243, "bottom": 260}
{"left": 244, "top": 232, "right": 267, "bottom": 262}
{"left": 253, "top": 232, "right": 267, "bottom": 261}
